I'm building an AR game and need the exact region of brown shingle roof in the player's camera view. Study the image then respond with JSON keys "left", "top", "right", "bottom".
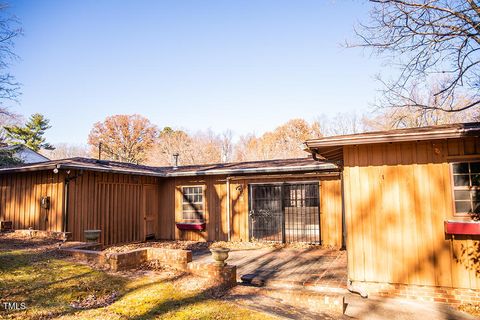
{"left": 0, "top": 157, "right": 337, "bottom": 176}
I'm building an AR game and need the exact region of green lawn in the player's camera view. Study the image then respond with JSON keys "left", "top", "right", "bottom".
{"left": 0, "top": 247, "right": 276, "bottom": 320}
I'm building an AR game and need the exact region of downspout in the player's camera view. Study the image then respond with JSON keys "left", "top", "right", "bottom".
{"left": 61, "top": 169, "right": 82, "bottom": 235}
{"left": 63, "top": 178, "right": 69, "bottom": 233}
{"left": 341, "top": 169, "right": 368, "bottom": 298}
{"left": 311, "top": 151, "right": 368, "bottom": 298}
{"left": 226, "top": 176, "right": 231, "bottom": 241}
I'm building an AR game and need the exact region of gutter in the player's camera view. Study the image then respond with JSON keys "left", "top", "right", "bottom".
{"left": 226, "top": 176, "right": 231, "bottom": 241}
{"left": 305, "top": 127, "right": 480, "bottom": 149}
{"left": 165, "top": 164, "right": 338, "bottom": 177}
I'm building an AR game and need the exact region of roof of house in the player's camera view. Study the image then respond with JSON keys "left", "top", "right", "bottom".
{"left": 0, "top": 144, "right": 50, "bottom": 163}
{"left": 0, "top": 156, "right": 338, "bottom": 177}
{"left": 304, "top": 122, "right": 480, "bottom": 162}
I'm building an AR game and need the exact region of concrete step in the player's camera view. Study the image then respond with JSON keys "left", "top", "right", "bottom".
{"left": 240, "top": 273, "right": 347, "bottom": 294}
{"left": 233, "top": 284, "right": 347, "bottom": 314}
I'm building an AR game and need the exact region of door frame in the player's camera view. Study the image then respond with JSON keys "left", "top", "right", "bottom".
{"left": 248, "top": 181, "right": 321, "bottom": 244}
{"left": 142, "top": 184, "right": 158, "bottom": 240}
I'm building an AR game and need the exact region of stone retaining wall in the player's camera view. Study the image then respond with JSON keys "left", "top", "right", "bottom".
{"left": 61, "top": 244, "right": 236, "bottom": 287}
{"left": 187, "top": 262, "right": 237, "bottom": 288}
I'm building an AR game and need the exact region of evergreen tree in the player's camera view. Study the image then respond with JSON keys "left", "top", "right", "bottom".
{"left": 0, "top": 147, "right": 22, "bottom": 167}
{"left": 4, "top": 113, "right": 55, "bottom": 151}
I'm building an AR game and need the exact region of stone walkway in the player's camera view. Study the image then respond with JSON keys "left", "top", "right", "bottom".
{"left": 193, "top": 247, "right": 347, "bottom": 292}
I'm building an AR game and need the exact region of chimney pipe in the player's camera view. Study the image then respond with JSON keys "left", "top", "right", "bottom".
{"left": 173, "top": 153, "right": 179, "bottom": 169}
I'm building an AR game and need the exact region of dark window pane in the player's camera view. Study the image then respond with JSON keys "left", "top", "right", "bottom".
{"left": 455, "top": 201, "right": 472, "bottom": 213}
{"left": 473, "top": 202, "right": 480, "bottom": 214}
{"left": 471, "top": 174, "right": 480, "bottom": 187}
{"left": 454, "top": 175, "right": 470, "bottom": 186}
{"left": 453, "top": 163, "right": 469, "bottom": 174}
{"left": 454, "top": 190, "right": 471, "bottom": 200}
{"left": 470, "top": 162, "right": 480, "bottom": 174}
{"left": 472, "top": 190, "right": 480, "bottom": 201}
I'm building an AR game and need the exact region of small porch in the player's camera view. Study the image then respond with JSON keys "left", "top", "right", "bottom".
{"left": 194, "top": 246, "right": 347, "bottom": 291}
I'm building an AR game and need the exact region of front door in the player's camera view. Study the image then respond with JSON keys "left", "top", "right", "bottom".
{"left": 143, "top": 185, "right": 158, "bottom": 239}
{"left": 249, "top": 183, "right": 320, "bottom": 244}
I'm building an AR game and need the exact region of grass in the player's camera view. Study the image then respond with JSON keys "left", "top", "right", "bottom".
{"left": 0, "top": 247, "right": 276, "bottom": 320}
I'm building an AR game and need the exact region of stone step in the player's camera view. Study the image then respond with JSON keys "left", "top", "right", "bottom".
{"left": 240, "top": 273, "right": 347, "bottom": 294}
{"left": 234, "top": 284, "right": 347, "bottom": 314}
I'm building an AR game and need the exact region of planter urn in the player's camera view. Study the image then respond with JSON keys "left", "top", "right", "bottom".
{"left": 84, "top": 229, "right": 101, "bottom": 243}
{"left": 210, "top": 247, "right": 230, "bottom": 267}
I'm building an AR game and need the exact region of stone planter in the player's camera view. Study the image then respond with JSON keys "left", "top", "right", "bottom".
{"left": 210, "top": 247, "right": 230, "bottom": 267}
{"left": 84, "top": 229, "right": 101, "bottom": 242}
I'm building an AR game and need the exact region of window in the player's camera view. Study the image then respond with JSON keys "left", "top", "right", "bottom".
{"left": 452, "top": 161, "right": 480, "bottom": 215}
{"left": 181, "top": 186, "right": 204, "bottom": 220}
{"left": 284, "top": 183, "right": 319, "bottom": 208}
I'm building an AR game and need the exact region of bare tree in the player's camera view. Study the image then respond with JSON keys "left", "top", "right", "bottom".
{"left": 0, "top": 4, "right": 21, "bottom": 114}
{"left": 220, "top": 130, "right": 233, "bottom": 163}
{"left": 233, "top": 119, "right": 322, "bottom": 161}
{"left": 41, "top": 143, "right": 90, "bottom": 160}
{"left": 365, "top": 83, "right": 479, "bottom": 130}
{"left": 351, "top": 0, "right": 480, "bottom": 113}
{"left": 317, "top": 112, "right": 366, "bottom": 136}
{"left": 147, "top": 127, "right": 195, "bottom": 166}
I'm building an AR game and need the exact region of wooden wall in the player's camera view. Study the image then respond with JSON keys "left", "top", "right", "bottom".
{"left": 67, "top": 170, "right": 160, "bottom": 245}
{"left": 158, "top": 174, "right": 343, "bottom": 247}
{"left": 0, "top": 171, "right": 65, "bottom": 232}
{"left": 1, "top": 168, "right": 342, "bottom": 247}
{"left": 343, "top": 137, "right": 480, "bottom": 290}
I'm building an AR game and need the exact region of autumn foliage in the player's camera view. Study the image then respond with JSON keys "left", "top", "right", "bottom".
{"left": 88, "top": 114, "right": 158, "bottom": 164}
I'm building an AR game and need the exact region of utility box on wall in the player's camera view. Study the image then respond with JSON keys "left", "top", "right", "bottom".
{"left": 40, "top": 196, "right": 50, "bottom": 210}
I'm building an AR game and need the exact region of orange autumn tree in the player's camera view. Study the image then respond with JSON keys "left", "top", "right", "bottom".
{"left": 88, "top": 114, "right": 158, "bottom": 164}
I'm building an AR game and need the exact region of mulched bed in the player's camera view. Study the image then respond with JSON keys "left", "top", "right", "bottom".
{"left": 104, "top": 239, "right": 322, "bottom": 254}
{"left": 458, "top": 303, "right": 480, "bottom": 318}
{"left": 0, "top": 231, "right": 62, "bottom": 251}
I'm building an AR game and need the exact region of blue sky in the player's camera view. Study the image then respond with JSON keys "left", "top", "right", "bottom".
{"left": 9, "top": 0, "right": 385, "bottom": 144}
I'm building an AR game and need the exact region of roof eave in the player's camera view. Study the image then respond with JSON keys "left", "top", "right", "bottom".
{"left": 305, "top": 129, "right": 480, "bottom": 149}
{"left": 165, "top": 164, "right": 339, "bottom": 177}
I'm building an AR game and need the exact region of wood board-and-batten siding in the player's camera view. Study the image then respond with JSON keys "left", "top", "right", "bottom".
{"left": 0, "top": 169, "right": 343, "bottom": 247}
{"left": 0, "top": 170, "right": 160, "bottom": 245}
{"left": 0, "top": 171, "right": 65, "bottom": 232}
{"left": 157, "top": 175, "right": 343, "bottom": 247}
{"left": 343, "top": 137, "right": 480, "bottom": 290}
{"left": 66, "top": 171, "right": 159, "bottom": 245}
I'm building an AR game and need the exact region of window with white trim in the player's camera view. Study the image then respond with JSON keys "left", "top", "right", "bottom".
{"left": 181, "top": 186, "right": 204, "bottom": 220}
{"left": 452, "top": 161, "right": 480, "bottom": 215}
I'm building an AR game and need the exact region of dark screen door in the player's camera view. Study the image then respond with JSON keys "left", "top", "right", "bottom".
{"left": 249, "top": 183, "right": 320, "bottom": 244}
{"left": 248, "top": 185, "right": 283, "bottom": 242}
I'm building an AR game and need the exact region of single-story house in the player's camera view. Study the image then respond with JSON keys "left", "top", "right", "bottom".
{"left": 1, "top": 122, "right": 479, "bottom": 304}
{"left": 304, "top": 122, "right": 480, "bottom": 302}
{"left": 0, "top": 157, "right": 343, "bottom": 247}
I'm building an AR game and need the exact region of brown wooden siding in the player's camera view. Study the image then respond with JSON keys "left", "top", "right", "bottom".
{"left": 1, "top": 169, "right": 342, "bottom": 247}
{"left": 66, "top": 171, "right": 160, "bottom": 245}
{"left": 343, "top": 137, "right": 480, "bottom": 290}
{"left": 0, "top": 171, "right": 65, "bottom": 232}
{"left": 159, "top": 174, "right": 343, "bottom": 246}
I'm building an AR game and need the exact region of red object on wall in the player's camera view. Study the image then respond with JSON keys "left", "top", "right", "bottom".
{"left": 444, "top": 220, "right": 480, "bottom": 235}
{"left": 176, "top": 222, "right": 206, "bottom": 231}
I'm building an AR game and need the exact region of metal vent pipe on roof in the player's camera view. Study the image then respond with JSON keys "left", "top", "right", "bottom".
{"left": 173, "top": 153, "right": 179, "bottom": 169}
